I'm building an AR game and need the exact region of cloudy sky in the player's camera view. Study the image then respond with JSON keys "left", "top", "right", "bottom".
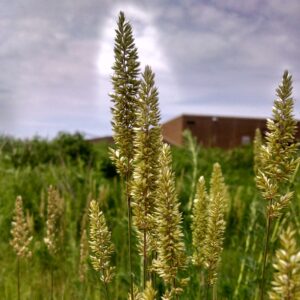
{"left": 1, "top": 0, "right": 300, "bottom": 138}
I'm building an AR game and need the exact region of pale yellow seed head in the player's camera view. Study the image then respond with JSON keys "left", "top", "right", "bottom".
{"left": 89, "top": 200, "right": 115, "bottom": 284}
{"left": 269, "top": 225, "right": 300, "bottom": 300}
{"left": 44, "top": 185, "right": 64, "bottom": 256}
{"left": 10, "top": 196, "right": 33, "bottom": 259}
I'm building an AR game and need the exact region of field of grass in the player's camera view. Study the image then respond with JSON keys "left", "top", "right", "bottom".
{"left": 0, "top": 133, "right": 299, "bottom": 299}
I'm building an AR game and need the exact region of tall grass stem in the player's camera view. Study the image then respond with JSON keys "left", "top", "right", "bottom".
{"left": 17, "top": 257, "right": 20, "bottom": 300}
{"left": 260, "top": 212, "right": 271, "bottom": 300}
{"left": 126, "top": 172, "right": 134, "bottom": 300}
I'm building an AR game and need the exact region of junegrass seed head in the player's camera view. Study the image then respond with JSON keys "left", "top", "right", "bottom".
{"left": 10, "top": 196, "right": 33, "bottom": 259}
{"left": 79, "top": 229, "right": 89, "bottom": 283}
{"left": 131, "top": 65, "right": 162, "bottom": 254}
{"left": 89, "top": 200, "right": 115, "bottom": 284}
{"left": 204, "top": 163, "right": 227, "bottom": 285}
{"left": 192, "top": 176, "right": 209, "bottom": 267}
{"left": 110, "top": 11, "right": 140, "bottom": 176}
{"left": 153, "top": 143, "right": 188, "bottom": 297}
{"left": 253, "top": 128, "right": 263, "bottom": 176}
{"left": 141, "top": 281, "right": 156, "bottom": 300}
{"left": 268, "top": 225, "right": 300, "bottom": 300}
{"left": 256, "top": 71, "right": 299, "bottom": 217}
{"left": 44, "top": 185, "right": 64, "bottom": 256}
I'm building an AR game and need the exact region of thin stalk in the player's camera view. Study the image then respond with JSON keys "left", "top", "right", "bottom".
{"left": 126, "top": 171, "right": 134, "bottom": 300}
{"left": 212, "top": 284, "right": 217, "bottom": 300}
{"left": 234, "top": 219, "right": 254, "bottom": 297}
{"left": 103, "top": 281, "right": 110, "bottom": 300}
{"left": 17, "top": 257, "right": 20, "bottom": 300}
{"left": 173, "top": 278, "right": 179, "bottom": 300}
{"left": 199, "top": 270, "right": 202, "bottom": 299}
{"left": 259, "top": 210, "right": 272, "bottom": 300}
{"left": 151, "top": 252, "right": 157, "bottom": 291}
{"left": 143, "top": 229, "right": 147, "bottom": 289}
{"left": 51, "top": 265, "right": 54, "bottom": 300}
{"left": 234, "top": 259, "right": 245, "bottom": 298}
{"left": 206, "top": 281, "right": 210, "bottom": 300}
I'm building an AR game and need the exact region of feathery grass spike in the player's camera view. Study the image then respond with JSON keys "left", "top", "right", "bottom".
{"left": 10, "top": 196, "right": 33, "bottom": 259}
{"left": 192, "top": 176, "right": 209, "bottom": 267}
{"left": 110, "top": 11, "right": 140, "bottom": 176}
{"left": 44, "top": 186, "right": 64, "bottom": 255}
{"left": 109, "top": 11, "right": 140, "bottom": 298}
{"left": 183, "top": 130, "right": 200, "bottom": 210}
{"left": 253, "top": 128, "right": 263, "bottom": 176}
{"left": 131, "top": 65, "right": 162, "bottom": 284}
{"left": 153, "top": 143, "right": 188, "bottom": 299}
{"left": 257, "top": 71, "right": 299, "bottom": 300}
{"left": 268, "top": 226, "right": 300, "bottom": 300}
{"left": 10, "top": 196, "right": 33, "bottom": 300}
{"left": 89, "top": 200, "right": 115, "bottom": 285}
{"left": 256, "top": 71, "right": 298, "bottom": 217}
{"left": 141, "top": 281, "right": 157, "bottom": 300}
{"left": 79, "top": 229, "right": 89, "bottom": 283}
{"left": 204, "top": 163, "right": 227, "bottom": 286}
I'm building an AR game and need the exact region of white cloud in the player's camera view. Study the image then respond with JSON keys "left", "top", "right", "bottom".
{"left": 97, "top": 3, "right": 170, "bottom": 78}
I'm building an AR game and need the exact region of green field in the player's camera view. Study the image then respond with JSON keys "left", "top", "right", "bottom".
{"left": 0, "top": 133, "right": 299, "bottom": 299}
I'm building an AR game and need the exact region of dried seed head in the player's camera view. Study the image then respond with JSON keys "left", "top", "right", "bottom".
{"left": 10, "top": 196, "right": 33, "bottom": 259}
{"left": 204, "top": 163, "right": 227, "bottom": 285}
{"left": 44, "top": 185, "right": 64, "bottom": 256}
{"left": 89, "top": 200, "right": 115, "bottom": 284}
{"left": 192, "top": 176, "right": 209, "bottom": 267}
{"left": 131, "top": 65, "right": 162, "bottom": 255}
{"left": 253, "top": 128, "right": 263, "bottom": 176}
{"left": 110, "top": 11, "right": 140, "bottom": 177}
{"left": 79, "top": 229, "right": 89, "bottom": 283}
{"left": 153, "top": 144, "right": 188, "bottom": 297}
{"left": 269, "top": 225, "right": 300, "bottom": 300}
{"left": 256, "top": 71, "right": 299, "bottom": 217}
{"left": 141, "top": 281, "right": 156, "bottom": 300}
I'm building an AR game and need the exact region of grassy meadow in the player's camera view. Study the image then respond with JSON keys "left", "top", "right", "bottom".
{"left": 0, "top": 133, "right": 299, "bottom": 299}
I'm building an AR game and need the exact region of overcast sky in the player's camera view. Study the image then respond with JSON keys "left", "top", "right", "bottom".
{"left": 1, "top": 0, "right": 300, "bottom": 138}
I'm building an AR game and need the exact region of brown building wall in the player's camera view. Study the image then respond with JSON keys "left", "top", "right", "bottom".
{"left": 161, "top": 116, "right": 184, "bottom": 146}
{"left": 162, "top": 114, "right": 300, "bottom": 149}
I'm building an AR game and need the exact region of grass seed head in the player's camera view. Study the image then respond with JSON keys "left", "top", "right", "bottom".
{"left": 269, "top": 225, "right": 300, "bottom": 300}
{"left": 131, "top": 65, "right": 162, "bottom": 255}
{"left": 192, "top": 176, "right": 209, "bottom": 267}
{"left": 256, "top": 71, "right": 299, "bottom": 217}
{"left": 110, "top": 11, "right": 140, "bottom": 176}
{"left": 153, "top": 143, "right": 188, "bottom": 297}
{"left": 44, "top": 185, "right": 64, "bottom": 256}
{"left": 204, "top": 163, "right": 227, "bottom": 285}
{"left": 10, "top": 196, "right": 33, "bottom": 259}
{"left": 89, "top": 199, "right": 115, "bottom": 284}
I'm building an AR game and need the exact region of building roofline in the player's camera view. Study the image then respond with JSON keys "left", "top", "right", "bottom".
{"left": 178, "top": 113, "right": 269, "bottom": 121}
{"left": 162, "top": 115, "right": 183, "bottom": 124}
{"left": 165, "top": 113, "right": 300, "bottom": 122}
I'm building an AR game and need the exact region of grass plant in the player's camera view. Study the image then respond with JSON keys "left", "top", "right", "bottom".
{"left": 89, "top": 200, "right": 115, "bottom": 300}
{"left": 10, "top": 196, "right": 32, "bottom": 300}
{"left": 131, "top": 66, "right": 162, "bottom": 289}
{"left": 109, "top": 11, "right": 140, "bottom": 299}
{"left": 256, "top": 71, "right": 299, "bottom": 299}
